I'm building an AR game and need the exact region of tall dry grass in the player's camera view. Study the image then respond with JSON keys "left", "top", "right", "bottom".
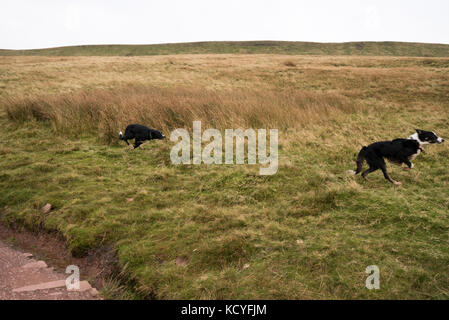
{"left": 4, "top": 84, "right": 357, "bottom": 143}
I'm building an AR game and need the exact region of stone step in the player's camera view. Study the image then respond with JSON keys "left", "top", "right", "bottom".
{"left": 13, "top": 280, "right": 92, "bottom": 293}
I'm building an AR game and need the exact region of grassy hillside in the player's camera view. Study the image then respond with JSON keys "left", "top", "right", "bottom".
{"left": 1, "top": 55, "right": 449, "bottom": 299}
{"left": 2, "top": 41, "right": 449, "bottom": 57}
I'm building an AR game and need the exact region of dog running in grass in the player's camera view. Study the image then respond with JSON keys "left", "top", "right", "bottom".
{"left": 119, "top": 124, "right": 165, "bottom": 149}
{"left": 349, "top": 129, "right": 444, "bottom": 186}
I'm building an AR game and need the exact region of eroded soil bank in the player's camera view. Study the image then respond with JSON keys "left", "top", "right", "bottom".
{"left": 0, "top": 222, "right": 119, "bottom": 299}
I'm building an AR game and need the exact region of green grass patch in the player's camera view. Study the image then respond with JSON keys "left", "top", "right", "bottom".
{"left": 1, "top": 108, "right": 448, "bottom": 299}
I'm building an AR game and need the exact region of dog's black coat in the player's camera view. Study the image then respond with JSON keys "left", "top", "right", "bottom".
{"left": 353, "top": 139, "right": 421, "bottom": 185}
{"left": 119, "top": 124, "right": 165, "bottom": 149}
{"left": 352, "top": 129, "right": 444, "bottom": 185}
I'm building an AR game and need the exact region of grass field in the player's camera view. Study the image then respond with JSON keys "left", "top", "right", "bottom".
{"left": 1, "top": 52, "right": 449, "bottom": 299}
{"left": 2, "top": 41, "right": 449, "bottom": 57}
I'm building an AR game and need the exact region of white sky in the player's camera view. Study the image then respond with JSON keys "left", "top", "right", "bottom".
{"left": 1, "top": 0, "right": 448, "bottom": 50}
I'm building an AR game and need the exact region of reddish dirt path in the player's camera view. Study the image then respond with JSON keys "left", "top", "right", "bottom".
{"left": 0, "top": 239, "right": 101, "bottom": 300}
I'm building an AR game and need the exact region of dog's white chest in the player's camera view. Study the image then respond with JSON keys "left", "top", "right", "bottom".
{"left": 408, "top": 148, "right": 421, "bottom": 161}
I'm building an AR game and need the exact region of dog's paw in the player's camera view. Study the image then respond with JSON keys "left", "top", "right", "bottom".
{"left": 347, "top": 170, "right": 357, "bottom": 175}
{"left": 403, "top": 164, "right": 414, "bottom": 170}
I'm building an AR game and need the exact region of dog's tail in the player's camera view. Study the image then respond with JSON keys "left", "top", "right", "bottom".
{"left": 348, "top": 146, "right": 368, "bottom": 175}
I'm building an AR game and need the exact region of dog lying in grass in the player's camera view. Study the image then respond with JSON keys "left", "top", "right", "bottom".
{"left": 350, "top": 129, "right": 444, "bottom": 186}
{"left": 119, "top": 124, "right": 165, "bottom": 149}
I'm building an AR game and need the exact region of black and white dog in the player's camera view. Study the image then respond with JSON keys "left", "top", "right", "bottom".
{"left": 119, "top": 124, "right": 165, "bottom": 149}
{"left": 350, "top": 129, "right": 444, "bottom": 186}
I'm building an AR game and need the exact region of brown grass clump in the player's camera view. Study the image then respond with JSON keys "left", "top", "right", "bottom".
{"left": 4, "top": 84, "right": 357, "bottom": 143}
{"left": 283, "top": 60, "right": 296, "bottom": 67}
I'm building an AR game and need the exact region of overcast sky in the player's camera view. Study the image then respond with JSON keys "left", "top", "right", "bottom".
{"left": 1, "top": 0, "right": 448, "bottom": 50}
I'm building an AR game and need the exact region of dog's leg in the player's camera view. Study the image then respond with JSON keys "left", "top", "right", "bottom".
{"left": 380, "top": 163, "right": 401, "bottom": 186}
{"left": 133, "top": 141, "right": 143, "bottom": 149}
{"left": 361, "top": 166, "right": 378, "bottom": 180}
{"left": 125, "top": 140, "right": 134, "bottom": 150}
{"left": 402, "top": 160, "right": 414, "bottom": 171}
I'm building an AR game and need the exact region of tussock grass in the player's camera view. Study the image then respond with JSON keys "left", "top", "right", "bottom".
{"left": 4, "top": 84, "right": 356, "bottom": 142}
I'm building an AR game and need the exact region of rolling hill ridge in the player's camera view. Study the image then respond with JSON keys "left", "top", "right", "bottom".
{"left": 2, "top": 41, "right": 449, "bottom": 57}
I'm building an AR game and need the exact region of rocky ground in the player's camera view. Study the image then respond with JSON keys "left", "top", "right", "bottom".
{"left": 0, "top": 239, "right": 101, "bottom": 300}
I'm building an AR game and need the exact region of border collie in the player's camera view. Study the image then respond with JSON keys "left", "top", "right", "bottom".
{"left": 349, "top": 129, "right": 444, "bottom": 186}
{"left": 119, "top": 124, "right": 165, "bottom": 149}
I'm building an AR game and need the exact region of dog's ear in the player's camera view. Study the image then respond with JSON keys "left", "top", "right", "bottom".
{"left": 415, "top": 129, "right": 423, "bottom": 134}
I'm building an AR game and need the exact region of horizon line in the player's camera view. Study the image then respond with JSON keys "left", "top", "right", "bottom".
{"left": 2, "top": 40, "right": 449, "bottom": 51}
